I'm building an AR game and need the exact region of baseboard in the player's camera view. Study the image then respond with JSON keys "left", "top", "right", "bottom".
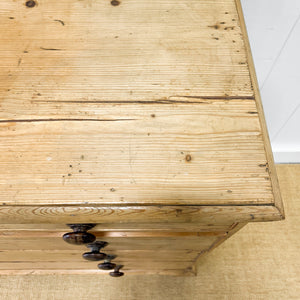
{"left": 273, "top": 151, "right": 300, "bottom": 164}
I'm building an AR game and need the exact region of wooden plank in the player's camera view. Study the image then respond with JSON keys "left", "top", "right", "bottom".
{"left": 0, "top": 0, "right": 283, "bottom": 211}
{"left": 0, "top": 268, "right": 195, "bottom": 276}
{"left": 0, "top": 250, "right": 199, "bottom": 262}
{"left": 0, "top": 205, "right": 283, "bottom": 224}
{"left": 0, "top": 261, "right": 193, "bottom": 271}
{"left": 0, "top": 102, "right": 274, "bottom": 206}
{"left": 0, "top": 0, "right": 252, "bottom": 112}
{"left": 235, "top": 0, "right": 284, "bottom": 218}
{"left": 0, "top": 230, "right": 226, "bottom": 238}
{"left": 0, "top": 222, "right": 234, "bottom": 232}
{"left": 0, "top": 236, "right": 220, "bottom": 251}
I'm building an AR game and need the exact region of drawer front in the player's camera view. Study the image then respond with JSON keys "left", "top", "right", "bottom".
{"left": 0, "top": 230, "right": 228, "bottom": 275}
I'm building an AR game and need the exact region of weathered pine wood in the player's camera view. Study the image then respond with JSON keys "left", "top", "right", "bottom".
{"left": 0, "top": 261, "right": 193, "bottom": 271}
{"left": 234, "top": 0, "right": 283, "bottom": 217}
{"left": 0, "top": 205, "right": 283, "bottom": 224}
{"left": 0, "top": 235, "right": 221, "bottom": 251}
{"left": 1, "top": 0, "right": 252, "bottom": 110}
{"left": 0, "top": 102, "right": 273, "bottom": 206}
{"left": 0, "top": 0, "right": 284, "bottom": 276}
{"left": 0, "top": 250, "right": 199, "bottom": 262}
{"left": 0, "top": 268, "right": 195, "bottom": 276}
{"left": 0, "top": 230, "right": 226, "bottom": 238}
{"left": 0, "top": 0, "right": 283, "bottom": 212}
{"left": 0, "top": 222, "right": 234, "bottom": 232}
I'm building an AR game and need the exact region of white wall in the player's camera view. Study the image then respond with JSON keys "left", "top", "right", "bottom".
{"left": 241, "top": 0, "right": 300, "bottom": 163}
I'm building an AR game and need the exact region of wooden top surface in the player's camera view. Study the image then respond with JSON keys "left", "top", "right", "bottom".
{"left": 0, "top": 0, "right": 281, "bottom": 207}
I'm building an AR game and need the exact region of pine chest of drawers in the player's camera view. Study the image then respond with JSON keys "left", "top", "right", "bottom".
{"left": 0, "top": 0, "right": 284, "bottom": 276}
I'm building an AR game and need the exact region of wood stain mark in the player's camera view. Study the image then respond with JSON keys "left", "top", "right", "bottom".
{"left": 40, "top": 47, "right": 63, "bottom": 51}
{"left": 54, "top": 19, "right": 65, "bottom": 26}
{"left": 171, "top": 95, "right": 255, "bottom": 100}
{"left": 208, "top": 24, "right": 220, "bottom": 30}
{"left": 0, "top": 118, "right": 136, "bottom": 123}
{"left": 25, "top": 0, "right": 36, "bottom": 8}
{"left": 224, "top": 26, "right": 235, "bottom": 30}
{"left": 36, "top": 95, "right": 255, "bottom": 105}
{"left": 258, "top": 163, "right": 267, "bottom": 168}
{"left": 111, "top": 0, "right": 120, "bottom": 6}
{"left": 185, "top": 154, "right": 192, "bottom": 162}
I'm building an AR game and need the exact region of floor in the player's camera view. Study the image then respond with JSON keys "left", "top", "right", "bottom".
{"left": 0, "top": 164, "right": 299, "bottom": 300}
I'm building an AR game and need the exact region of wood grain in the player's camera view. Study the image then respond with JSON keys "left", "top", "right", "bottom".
{"left": 1, "top": 0, "right": 252, "bottom": 109}
{"left": 234, "top": 0, "right": 284, "bottom": 217}
{"left": 0, "top": 268, "right": 195, "bottom": 276}
{"left": 0, "top": 205, "right": 283, "bottom": 224}
{"left": 0, "top": 261, "right": 193, "bottom": 271}
{"left": 0, "top": 102, "right": 274, "bottom": 206}
{"left": 0, "top": 235, "right": 221, "bottom": 251}
{"left": 0, "top": 164, "right": 296, "bottom": 298}
{"left": 0, "top": 249, "right": 199, "bottom": 262}
{"left": 0, "top": 230, "right": 226, "bottom": 238}
{"left": 0, "top": 0, "right": 283, "bottom": 212}
{"left": 0, "top": 222, "right": 234, "bottom": 232}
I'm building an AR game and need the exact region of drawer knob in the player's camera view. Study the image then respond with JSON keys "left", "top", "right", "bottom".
{"left": 62, "top": 224, "right": 96, "bottom": 245}
{"left": 109, "top": 265, "right": 124, "bottom": 277}
{"left": 98, "top": 254, "right": 117, "bottom": 270}
{"left": 82, "top": 241, "right": 108, "bottom": 261}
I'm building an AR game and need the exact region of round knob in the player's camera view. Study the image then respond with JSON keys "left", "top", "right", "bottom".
{"left": 98, "top": 255, "right": 117, "bottom": 270}
{"left": 109, "top": 265, "right": 124, "bottom": 277}
{"left": 82, "top": 241, "right": 108, "bottom": 261}
{"left": 62, "top": 224, "right": 96, "bottom": 245}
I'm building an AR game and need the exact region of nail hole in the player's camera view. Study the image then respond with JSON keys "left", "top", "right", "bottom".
{"left": 185, "top": 154, "right": 192, "bottom": 162}
{"left": 25, "top": 0, "right": 36, "bottom": 8}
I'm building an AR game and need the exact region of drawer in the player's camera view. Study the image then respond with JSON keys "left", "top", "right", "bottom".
{"left": 0, "top": 230, "right": 228, "bottom": 275}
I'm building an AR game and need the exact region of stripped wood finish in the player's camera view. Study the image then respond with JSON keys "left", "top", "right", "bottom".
{"left": 0, "top": 222, "right": 235, "bottom": 232}
{"left": 0, "top": 250, "right": 199, "bottom": 262}
{"left": 0, "top": 0, "right": 282, "bottom": 209}
{"left": 0, "top": 205, "right": 283, "bottom": 224}
{"left": 234, "top": 0, "right": 284, "bottom": 217}
{"left": 0, "top": 230, "right": 226, "bottom": 238}
{"left": 0, "top": 102, "right": 273, "bottom": 206}
{"left": 0, "top": 268, "right": 195, "bottom": 276}
{"left": 1, "top": 0, "right": 252, "bottom": 108}
{"left": 0, "top": 235, "right": 223, "bottom": 251}
{"left": 0, "top": 0, "right": 284, "bottom": 276}
{"left": 0, "top": 261, "right": 194, "bottom": 271}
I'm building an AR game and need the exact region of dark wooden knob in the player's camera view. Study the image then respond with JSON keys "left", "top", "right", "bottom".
{"left": 109, "top": 265, "right": 124, "bottom": 277}
{"left": 62, "top": 224, "right": 96, "bottom": 245}
{"left": 82, "top": 241, "right": 108, "bottom": 261}
{"left": 98, "top": 255, "right": 117, "bottom": 270}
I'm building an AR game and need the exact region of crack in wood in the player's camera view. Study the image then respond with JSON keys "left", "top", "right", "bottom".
{"left": 34, "top": 96, "right": 255, "bottom": 105}
{"left": 0, "top": 118, "right": 136, "bottom": 123}
{"left": 40, "top": 47, "right": 63, "bottom": 51}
